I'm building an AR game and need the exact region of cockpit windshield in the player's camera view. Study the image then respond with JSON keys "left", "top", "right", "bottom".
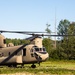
{"left": 35, "top": 47, "right": 39, "bottom": 51}
{"left": 43, "top": 48, "right": 46, "bottom": 52}
{"left": 34, "top": 47, "right": 46, "bottom": 52}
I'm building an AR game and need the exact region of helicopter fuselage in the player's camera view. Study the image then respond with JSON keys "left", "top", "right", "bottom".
{"left": 0, "top": 34, "right": 49, "bottom": 68}
{"left": 0, "top": 44, "right": 49, "bottom": 66}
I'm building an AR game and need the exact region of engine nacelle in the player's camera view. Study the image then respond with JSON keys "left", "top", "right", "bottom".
{"left": 7, "top": 43, "right": 14, "bottom": 47}
{"left": 31, "top": 37, "right": 43, "bottom": 48}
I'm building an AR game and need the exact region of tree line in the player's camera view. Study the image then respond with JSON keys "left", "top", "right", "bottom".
{"left": 44, "top": 19, "right": 75, "bottom": 60}
{"left": 6, "top": 38, "right": 29, "bottom": 46}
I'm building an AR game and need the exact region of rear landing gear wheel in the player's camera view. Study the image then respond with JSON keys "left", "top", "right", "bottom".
{"left": 21, "top": 64, "right": 24, "bottom": 68}
{"left": 13, "top": 65, "right": 17, "bottom": 68}
{"left": 31, "top": 64, "right": 36, "bottom": 68}
{"left": 8, "top": 65, "right": 17, "bottom": 68}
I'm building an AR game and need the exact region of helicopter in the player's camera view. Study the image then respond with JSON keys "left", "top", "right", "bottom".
{"left": 0, "top": 30, "right": 50, "bottom": 68}
{"left": 0, "top": 30, "right": 74, "bottom": 68}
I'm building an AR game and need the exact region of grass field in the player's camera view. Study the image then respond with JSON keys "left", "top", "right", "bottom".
{"left": 0, "top": 60, "right": 75, "bottom": 75}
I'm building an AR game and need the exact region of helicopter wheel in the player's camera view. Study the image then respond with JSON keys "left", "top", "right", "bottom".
{"left": 21, "top": 64, "right": 24, "bottom": 68}
{"left": 31, "top": 64, "right": 36, "bottom": 68}
{"left": 8, "top": 65, "right": 17, "bottom": 68}
{"left": 13, "top": 65, "right": 17, "bottom": 68}
{"left": 8, "top": 65, "right": 11, "bottom": 67}
{"left": 38, "top": 62, "right": 40, "bottom": 66}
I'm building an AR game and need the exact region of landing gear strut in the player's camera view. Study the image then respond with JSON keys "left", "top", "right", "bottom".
{"left": 31, "top": 64, "right": 36, "bottom": 68}
{"left": 21, "top": 64, "right": 24, "bottom": 68}
{"left": 38, "top": 62, "right": 40, "bottom": 66}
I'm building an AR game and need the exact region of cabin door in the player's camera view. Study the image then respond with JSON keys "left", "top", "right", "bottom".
{"left": 23, "top": 48, "right": 26, "bottom": 56}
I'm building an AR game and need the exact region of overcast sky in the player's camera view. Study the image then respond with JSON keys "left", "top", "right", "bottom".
{"left": 0, "top": 0, "right": 75, "bottom": 38}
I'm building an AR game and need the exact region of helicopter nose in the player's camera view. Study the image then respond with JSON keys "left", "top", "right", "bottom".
{"left": 35, "top": 52, "right": 49, "bottom": 61}
{"left": 40, "top": 53, "right": 49, "bottom": 61}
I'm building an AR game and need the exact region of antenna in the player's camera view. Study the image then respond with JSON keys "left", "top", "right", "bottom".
{"left": 54, "top": 8, "right": 56, "bottom": 48}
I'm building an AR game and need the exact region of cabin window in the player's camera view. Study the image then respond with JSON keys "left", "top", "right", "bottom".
{"left": 4, "top": 39, "right": 6, "bottom": 44}
{"left": 23, "top": 48, "right": 26, "bottom": 56}
{"left": 9, "top": 52, "right": 10, "bottom": 55}
{"left": 31, "top": 53, "right": 34, "bottom": 57}
{"left": 2, "top": 53, "right": 4, "bottom": 56}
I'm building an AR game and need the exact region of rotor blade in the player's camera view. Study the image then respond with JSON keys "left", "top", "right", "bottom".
{"left": 25, "top": 36, "right": 41, "bottom": 41}
{"left": 0, "top": 30, "right": 46, "bottom": 34}
{"left": 44, "top": 34, "right": 75, "bottom": 36}
{"left": 1, "top": 30, "right": 75, "bottom": 36}
{"left": 32, "top": 34, "right": 75, "bottom": 37}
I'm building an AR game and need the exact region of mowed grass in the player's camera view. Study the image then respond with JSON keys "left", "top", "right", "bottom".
{"left": 0, "top": 60, "right": 75, "bottom": 75}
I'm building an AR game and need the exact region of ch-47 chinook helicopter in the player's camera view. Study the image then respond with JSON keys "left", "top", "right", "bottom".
{"left": 0, "top": 30, "right": 50, "bottom": 68}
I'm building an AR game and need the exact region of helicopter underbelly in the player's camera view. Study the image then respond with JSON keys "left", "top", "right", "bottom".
{"left": 22, "top": 56, "right": 37, "bottom": 64}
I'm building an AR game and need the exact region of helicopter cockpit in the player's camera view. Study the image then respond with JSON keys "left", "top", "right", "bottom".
{"left": 31, "top": 46, "right": 46, "bottom": 53}
{"left": 31, "top": 46, "right": 48, "bottom": 62}
{"left": 34, "top": 47, "right": 46, "bottom": 52}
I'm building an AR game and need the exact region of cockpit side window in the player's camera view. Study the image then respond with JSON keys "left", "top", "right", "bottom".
{"left": 35, "top": 47, "right": 46, "bottom": 52}
{"left": 40, "top": 48, "right": 43, "bottom": 51}
{"left": 35, "top": 48, "right": 39, "bottom": 51}
{"left": 33, "top": 46, "right": 46, "bottom": 52}
{"left": 43, "top": 48, "right": 46, "bottom": 52}
{"left": 4, "top": 39, "right": 6, "bottom": 44}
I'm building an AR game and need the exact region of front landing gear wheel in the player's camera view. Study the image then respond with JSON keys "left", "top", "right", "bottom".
{"left": 31, "top": 64, "right": 36, "bottom": 68}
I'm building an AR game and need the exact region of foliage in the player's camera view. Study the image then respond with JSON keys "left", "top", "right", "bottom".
{"left": 43, "top": 20, "right": 75, "bottom": 60}
{"left": 0, "top": 61, "right": 75, "bottom": 74}
{"left": 45, "top": 23, "right": 51, "bottom": 33}
{"left": 6, "top": 38, "right": 30, "bottom": 46}
{"left": 45, "top": 23, "right": 51, "bottom": 38}
{"left": 56, "top": 21, "right": 75, "bottom": 60}
{"left": 57, "top": 19, "right": 70, "bottom": 35}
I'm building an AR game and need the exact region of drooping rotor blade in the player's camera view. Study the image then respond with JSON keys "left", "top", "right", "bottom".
{"left": 0, "top": 30, "right": 75, "bottom": 37}
{"left": 25, "top": 36, "right": 41, "bottom": 41}
{"left": 0, "top": 30, "right": 46, "bottom": 34}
